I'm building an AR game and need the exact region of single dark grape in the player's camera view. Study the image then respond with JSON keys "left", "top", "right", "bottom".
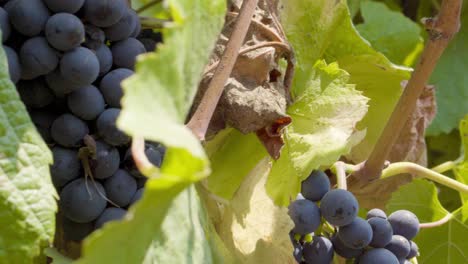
{"left": 60, "top": 178, "right": 107, "bottom": 223}
{"left": 90, "top": 140, "right": 120, "bottom": 179}
{"left": 60, "top": 47, "right": 99, "bottom": 86}
{"left": 7, "top": 0, "right": 50, "bottom": 36}
{"left": 388, "top": 210, "right": 420, "bottom": 240}
{"left": 30, "top": 110, "right": 57, "bottom": 143}
{"left": 368, "top": 217, "right": 393, "bottom": 248}
{"left": 95, "top": 207, "right": 127, "bottom": 229}
{"left": 96, "top": 108, "right": 130, "bottom": 146}
{"left": 130, "top": 188, "right": 144, "bottom": 205}
{"left": 94, "top": 44, "right": 113, "bottom": 76}
{"left": 293, "top": 243, "right": 303, "bottom": 263}
{"left": 358, "top": 248, "right": 399, "bottom": 264}
{"left": 20, "top": 64, "right": 39, "bottom": 80}
{"left": 17, "top": 79, "right": 54, "bottom": 108}
{"left": 138, "top": 38, "right": 157, "bottom": 52}
{"left": 130, "top": 18, "right": 141, "bottom": 38}
{"left": 3, "top": 45, "right": 21, "bottom": 83}
{"left": 45, "top": 69, "right": 83, "bottom": 97}
{"left": 104, "top": 169, "right": 137, "bottom": 207}
{"left": 83, "top": 23, "right": 105, "bottom": 50}
{"left": 0, "top": 7, "right": 11, "bottom": 42}
{"left": 43, "top": 0, "right": 85, "bottom": 13}
{"left": 67, "top": 85, "right": 105, "bottom": 120}
{"left": 83, "top": 0, "right": 127, "bottom": 27}
{"left": 104, "top": 9, "right": 138, "bottom": 42}
{"left": 384, "top": 235, "right": 411, "bottom": 260}
{"left": 48, "top": 96, "right": 69, "bottom": 114}
{"left": 124, "top": 143, "right": 164, "bottom": 178}
{"left": 288, "top": 199, "right": 321, "bottom": 235}
{"left": 51, "top": 113, "right": 89, "bottom": 147}
{"left": 338, "top": 217, "right": 373, "bottom": 249}
{"left": 111, "top": 38, "right": 145, "bottom": 69}
{"left": 136, "top": 178, "right": 147, "bottom": 189}
{"left": 320, "top": 189, "right": 358, "bottom": 226}
{"left": 301, "top": 170, "right": 330, "bottom": 202}
{"left": 367, "top": 208, "right": 387, "bottom": 219}
{"left": 50, "top": 146, "right": 81, "bottom": 188}
{"left": 137, "top": 29, "right": 158, "bottom": 39}
{"left": 19, "top": 37, "right": 58, "bottom": 77}
{"left": 62, "top": 217, "right": 94, "bottom": 241}
{"left": 45, "top": 13, "right": 85, "bottom": 51}
{"left": 331, "top": 235, "right": 363, "bottom": 259}
{"left": 303, "top": 236, "right": 334, "bottom": 264}
{"left": 407, "top": 241, "right": 419, "bottom": 259}
{"left": 99, "top": 68, "right": 133, "bottom": 107}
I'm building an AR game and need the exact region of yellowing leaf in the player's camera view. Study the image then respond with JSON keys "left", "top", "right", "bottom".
{"left": 204, "top": 129, "right": 267, "bottom": 200}
{"left": 267, "top": 61, "right": 368, "bottom": 205}
{"left": 214, "top": 158, "right": 295, "bottom": 264}
{"left": 281, "top": 0, "right": 411, "bottom": 163}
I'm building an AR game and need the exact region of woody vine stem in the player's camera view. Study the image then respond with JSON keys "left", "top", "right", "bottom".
{"left": 353, "top": 0, "right": 463, "bottom": 183}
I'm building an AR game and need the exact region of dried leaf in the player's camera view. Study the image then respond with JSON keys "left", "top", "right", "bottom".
{"left": 192, "top": 0, "right": 291, "bottom": 143}
{"left": 388, "top": 84, "right": 437, "bottom": 165}
{"left": 212, "top": 158, "right": 295, "bottom": 264}
{"left": 350, "top": 84, "right": 437, "bottom": 209}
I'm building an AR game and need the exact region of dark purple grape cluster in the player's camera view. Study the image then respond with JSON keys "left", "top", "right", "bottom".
{"left": 289, "top": 170, "right": 421, "bottom": 264}
{"left": 0, "top": 0, "right": 163, "bottom": 241}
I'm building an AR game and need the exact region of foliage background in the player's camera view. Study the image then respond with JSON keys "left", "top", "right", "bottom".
{"left": 0, "top": 0, "right": 467, "bottom": 263}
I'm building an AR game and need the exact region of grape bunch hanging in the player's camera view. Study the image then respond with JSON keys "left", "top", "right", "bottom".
{"left": 0, "top": 0, "right": 163, "bottom": 241}
{"left": 289, "top": 171, "right": 421, "bottom": 264}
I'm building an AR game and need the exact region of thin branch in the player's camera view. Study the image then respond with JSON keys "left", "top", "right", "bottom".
{"left": 420, "top": 213, "right": 452, "bottom": 228}
{"left": 334, "top": 162, "right": 348, "bottom": 190}
{"left": 136, "top": 0, "right": 163, "bottom": 14}
{"left": 187, "top": 0, "right": 259, "bottom": 140}
{"left": 226, "top": 12, "right": 284, "bottom": 42}
{"left": 355, "top": 0, "right": 462, "bottom": 182}
{"left": 265, "top": 0, "right": 287, "bottom": 39}
{"left": 431, "top": 161, "right": 456, "bottom": 174}
{"left": 204, "top": 41, "right": 290, "bottom": 74}
{"left": 131, "top": 137, "right": 154, "bottom": 176}
{"left": 380, "top": 162, "right": 468, "bottom": 194}
{"left": 265, "top": 0, "right": 295, "bottom": 101}
{"left": 139, "top": 16, "right": 170, "bottom": 29}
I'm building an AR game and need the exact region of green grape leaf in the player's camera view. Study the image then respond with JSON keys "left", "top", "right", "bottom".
{"left": 427, "top": 5, "right": 468, "bottom": 135}
{"left": 347, "top": 0, "right": 361, "bottom": 18}
{"left": 267, "top": 61, "right": 369, "bottom": 205}
{"left": 77, "top": 149, "right": 216, "bottom": 264}
{"left": 454, "top": 115, "right": 468, "bottom": 204}
{"left": 356, "top": 1, "right": 423, "bottom": 65}
{"left": 281, "top": 0, "right": 410, "bottom": 163}
{"left": 140, "top": 185, "right": 233, "bottom": 263}
{"left": 78, "top": 0, "right": 226, "bottom": 263}
{"left": 379, "top": 0, "right": 403, "bottom": 11}
{"left": 118, "top": 0, "right": 226, "bottom": 159}
{"left": 211, "top": 158, "right": 295, "bottom": 263}
{"left": 204, "top": 129, "right": 267, "bottom": 200}
{"left": 387, "top": 179, "right": 468, "bottom": 264}
{"left": 0, "top": 47, "right": 57, "bottom": 263}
